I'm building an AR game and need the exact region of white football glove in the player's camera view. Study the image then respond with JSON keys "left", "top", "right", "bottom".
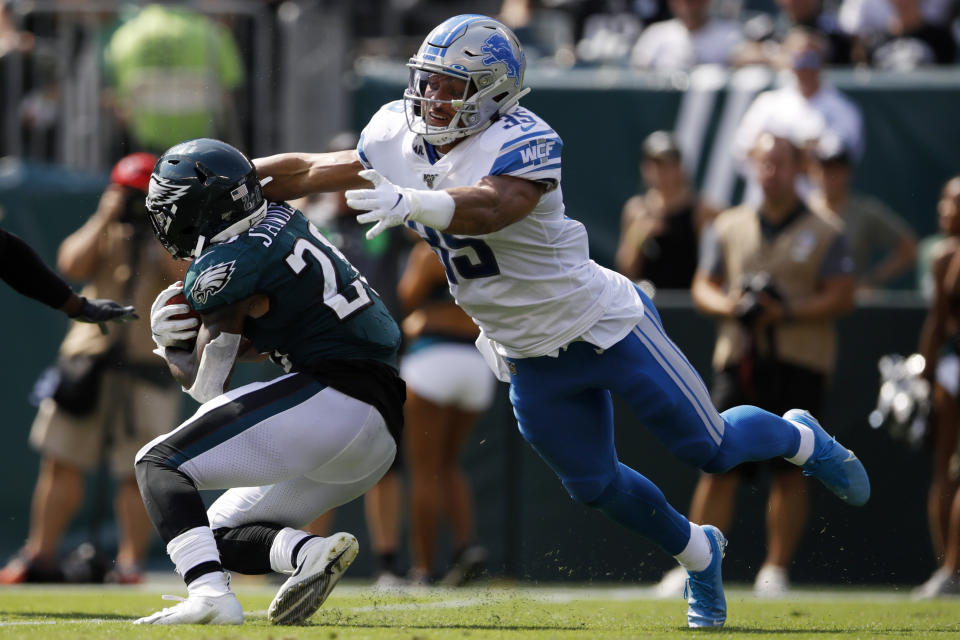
{"left": 150, "top": 282, "right": 200, "bottom": 352}
{"left": 347, "top": 169, "right": 455, "bottom": 239}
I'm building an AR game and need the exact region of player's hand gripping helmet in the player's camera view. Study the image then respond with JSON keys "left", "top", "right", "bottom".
{"left": 404, "top": 14, "right": 531, "bottom": 146}
{"left": 146, "top": 138, "right": 266, "bottom": 260}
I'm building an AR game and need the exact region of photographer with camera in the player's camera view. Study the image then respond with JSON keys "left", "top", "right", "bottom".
{"left": 654, "top": 133, "right": 855, "bottom": 598}
{"left": 0, "top": 153, "right": 188, "bottom": 585}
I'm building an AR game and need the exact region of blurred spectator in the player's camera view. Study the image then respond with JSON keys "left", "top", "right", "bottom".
{"left": 629, "top": 0, "right": 744, "bottom": 70}
{"left": 296, "top": 131, "right": 412, "bottom": 586}
{"left": 573, "top": 0, "right": 660, "bottom": 64}
{"left": 615, "top": 131, "right": 718, "bottom": 288}
{"left": 499, "top": 0, "right": 578, "bottom": 66}
{"left": 0, "top": 0, "right": 33, "bottom": 58}
{"left": 733, "top": 27, "right": 863, "bottom": 205}
{"left": 398, "top": 241, "right": 495, "bottom": 586}
{"left": 839, "top": 0, "right": 956, "bottom": 47}
{"left": 0, "top": 153, "right": 185, "bottom": 585}
{"left": 852, "top": 0, "right": 956, "bottom": 69}
{"left": 807, "top": 134, "right": 917, "bottom": 293}
{"left": 660, "top": 133, "right": 854, "bottom": 598}
{"left": 914, "top": 174, "right": 960, "bottom": 598}
{"left": 102, "top": 4, "right": 244, "bottom": 154}
{"left": 918, "top": 229, "right": 945, "bottom": 300}
{"left": 736, "top": 0, "right": 854, "bottom": 65}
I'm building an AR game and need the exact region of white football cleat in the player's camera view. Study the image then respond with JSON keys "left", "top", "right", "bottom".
{"left": 268, "top": 532, "right": 359, "bottom": 625}
{"left": 753, "top": 565, "right": 790, "bottom": 598}
{"left": 653, "top": 565, "right": 688, "bottom": 599}
{"left": 133, "top": 592, "right": 243, "bottom": 625}
{"left": 913, "top": 567, "right": 960, "bottom": 600}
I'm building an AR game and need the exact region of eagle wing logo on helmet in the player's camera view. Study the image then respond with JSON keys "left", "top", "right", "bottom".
{"left": 147, "top": 175, "right": 191, "bottom": 208}
{"left": 481, "top": 32, "right": 521, "bottom": 86}
{"left": 191, "top": 260, "right": 236, "bottom": 305}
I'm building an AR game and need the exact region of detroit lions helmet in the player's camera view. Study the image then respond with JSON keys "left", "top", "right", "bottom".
{"left": 404, "top": 14, "right": 530, "bottom": 146}
{"left": 146, "top": 138, "right": 266, "bottom": 260}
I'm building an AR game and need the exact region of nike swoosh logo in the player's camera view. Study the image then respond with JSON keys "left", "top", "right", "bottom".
{"left": 390, "top": 194, "right": 403, "bottom": 210}
{"left": 844, "top": 450, "right": 857, "bottom": 462}
{"left": 325, "top": 547, "right": 350, "bottom": 575}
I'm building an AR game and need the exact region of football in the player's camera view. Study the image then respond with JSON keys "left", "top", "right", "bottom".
{"left": 165, "top": 289, "right": 201, "bottom": 351}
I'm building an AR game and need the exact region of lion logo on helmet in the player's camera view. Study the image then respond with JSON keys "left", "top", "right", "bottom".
{"left": 481, "top": 32, "right": 522, "bottom": 87}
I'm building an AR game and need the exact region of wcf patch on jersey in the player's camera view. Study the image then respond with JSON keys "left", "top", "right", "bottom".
{"left": 191, "top": 260, "right": 236, "bottom": 305}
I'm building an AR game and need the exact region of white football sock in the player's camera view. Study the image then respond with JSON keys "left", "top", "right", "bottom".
{"left": 674, "top": 523, "right": 713, "bottom": 573}
{"left": 188, "top": 569, "right": 231, "bottom": 598}
{"left": 167, "top": 526, "right": 221, "bottom": 578}
{"left": 165, "top": 526, "right": 229, "bottom": 597}
{"left": 269, "top": 527, "right": 313, "bottom": 574}
{"left": 785, "top": 421, "right": 816, "bottom": 465}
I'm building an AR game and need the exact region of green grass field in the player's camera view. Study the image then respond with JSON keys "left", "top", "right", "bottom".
{"left": 0, "top": 579, "right": 957, "bottom": 639}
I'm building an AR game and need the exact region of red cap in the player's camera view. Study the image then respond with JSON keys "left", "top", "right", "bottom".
{"left": 109, "top": 152, "right": 157, "bottom": 193}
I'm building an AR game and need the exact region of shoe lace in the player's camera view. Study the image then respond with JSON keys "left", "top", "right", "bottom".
{"left": 683, "top": 573, "right": 718, "bottom": 609}
{"left": 801, "top": 436, "right": 849, "bottom": 482}
{"left": 148, "top": 594, "right": 187, "bottom": 616}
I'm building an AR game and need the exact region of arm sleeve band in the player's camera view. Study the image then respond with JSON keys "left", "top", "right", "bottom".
{"left": 407, "top": 189, "right": 455, "bottom": 231}
{"left": 0, "top": 228, "right": 74, "bottom": 309}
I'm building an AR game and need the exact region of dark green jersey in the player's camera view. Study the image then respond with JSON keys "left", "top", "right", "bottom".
{"left": 183, "top": 202, "right": 401, "bottom": 372}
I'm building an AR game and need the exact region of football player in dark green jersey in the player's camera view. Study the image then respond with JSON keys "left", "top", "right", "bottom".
{"left": 134, "top": 139, "right": 404, "bottom": 626}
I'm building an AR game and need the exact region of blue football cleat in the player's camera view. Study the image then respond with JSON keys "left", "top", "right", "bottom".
{"left": 684, "top": 525, "right": 727, "bottom": 628}
{"left": 785, "top": 409, "right": 871, "bottom": 506}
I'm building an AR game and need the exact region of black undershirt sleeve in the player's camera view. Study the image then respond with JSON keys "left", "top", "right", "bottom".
{"left": 0, "top": 228, "right": 74, "bottom": 310}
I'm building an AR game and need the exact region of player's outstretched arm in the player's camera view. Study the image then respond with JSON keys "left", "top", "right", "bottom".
{"left": 444, "top": 175, "right": 546, "bottom": 235}
{"left": 349, "top": 171, "right": 545, "bottom": 239}
{"left": 66, "top": 296, "right": 137, "bottom": 324}
{"left": 253, "top": 150, "right": 368, "bottom": 202}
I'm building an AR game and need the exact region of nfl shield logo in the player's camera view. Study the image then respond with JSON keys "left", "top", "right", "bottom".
{"left": 423, "top": 174, "right": 438, "bottom": 188}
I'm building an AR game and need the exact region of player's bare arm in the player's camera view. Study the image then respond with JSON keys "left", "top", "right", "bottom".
{"left": 691, "top": 271, "right": 738, "bottom": 318}
{"left": 752, "top": 274, "right": 854, "bottom": 328}
{"left": 253, "top": 150, "right": 368, "bottom": 202}
{"left": 443, "top": 174, "right": 546, "bottom": 235}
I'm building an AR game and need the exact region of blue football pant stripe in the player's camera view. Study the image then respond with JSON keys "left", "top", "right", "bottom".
{"left": 506, "top": 291, "right": 802, "bottom": 554}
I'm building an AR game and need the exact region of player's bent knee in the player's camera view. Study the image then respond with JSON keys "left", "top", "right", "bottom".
{"left": 562, "top": 473, "right": 616, "bottom": 505}
{"left": 671, "top": 439, "right": 721, "bottom": 471}
{"left": 699, "top": 446, "right": 738, "bottom": 474}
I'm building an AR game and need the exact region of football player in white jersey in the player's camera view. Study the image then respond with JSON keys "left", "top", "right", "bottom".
{"left": 254, "top": 14, "right": 870, "bottom": 628}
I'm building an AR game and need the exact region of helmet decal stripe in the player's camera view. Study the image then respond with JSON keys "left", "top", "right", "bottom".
{"left": 435, "top": 14, "right": 486, "bottom": 47}
{"left": 147, "top": 175, "right": 192, "bottom": 207}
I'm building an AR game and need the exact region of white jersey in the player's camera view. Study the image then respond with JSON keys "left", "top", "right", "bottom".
{"left": 358, "top": 101, "right": 643, "bottom": 358}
